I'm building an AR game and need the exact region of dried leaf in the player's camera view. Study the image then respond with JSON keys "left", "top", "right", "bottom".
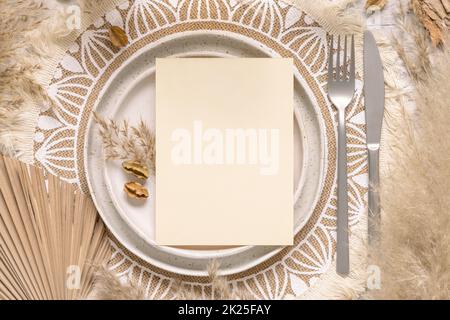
{"left": 365, "top": 0, "right": 387, "bottom": 14}
{"left": 124, "top": 181, "right": 149, "bottom": 199}
{"left": 412, "top": 0, "right": 450, "bottom": 46}
{"left": 443, "top": 0, "right": 450, "bottom": 13}
{"left": 122, "top": 160, "right": 149, "bottom": 180}
{"left": 109, "top": 26, "right": 128, "bottom": 48}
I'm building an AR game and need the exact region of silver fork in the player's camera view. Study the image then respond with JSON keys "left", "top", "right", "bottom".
{"left": 327, "top": 34, "right": 356, "bottom": 276}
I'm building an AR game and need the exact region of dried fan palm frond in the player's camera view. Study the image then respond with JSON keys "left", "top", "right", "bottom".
{"left": 93, "top": 112, "right": 156, "bottom": 174}
{"left": 0, "top": 155, "right": 110, "bottom": 300}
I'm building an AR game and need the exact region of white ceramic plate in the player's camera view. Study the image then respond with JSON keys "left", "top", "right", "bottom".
{"left": 85, "top": 31, "right": 325, "bottom": 276}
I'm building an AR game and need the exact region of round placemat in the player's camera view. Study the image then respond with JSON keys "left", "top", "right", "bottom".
{"left": 33, "top": 0, "right": 366, "bottom": 299}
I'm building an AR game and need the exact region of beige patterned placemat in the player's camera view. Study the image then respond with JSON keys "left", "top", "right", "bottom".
{"left": 33, "top": 0, "right": 366, "bottom": 299}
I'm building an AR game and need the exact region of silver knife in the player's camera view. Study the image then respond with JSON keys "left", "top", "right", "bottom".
{"left": 364, "top": 30, "right": 385, "bottom": 245}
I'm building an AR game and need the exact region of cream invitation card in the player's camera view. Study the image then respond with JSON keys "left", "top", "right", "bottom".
{"left": 156, "top": 58, "right": 293, "bottom": 245}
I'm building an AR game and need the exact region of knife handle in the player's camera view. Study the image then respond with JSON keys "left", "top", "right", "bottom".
{"left": 336, "top": 110, "right": 349, "bottom": 276}
{"left": 368, "top": 145, "right": 380, "bottom": 245}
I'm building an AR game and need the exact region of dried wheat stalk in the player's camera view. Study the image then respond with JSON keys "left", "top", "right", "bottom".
{"left": 0, "top": 154, "right": 110, "bottom": 300}
{"left": 93, "top": 112, "right": 156, "bottom": 174}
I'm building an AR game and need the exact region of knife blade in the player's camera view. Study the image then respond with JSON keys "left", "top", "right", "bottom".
{"left": 364, "top": 30, "right": 385, "bottom": 245}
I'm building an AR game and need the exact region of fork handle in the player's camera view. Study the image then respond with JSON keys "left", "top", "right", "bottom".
{"left": 337, "top": 109, "right": 349, "bottom": 276}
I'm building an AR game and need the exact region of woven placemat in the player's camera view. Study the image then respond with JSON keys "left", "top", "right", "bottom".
{"left": 33, "top": 0, "right": 366, "bottom": 299}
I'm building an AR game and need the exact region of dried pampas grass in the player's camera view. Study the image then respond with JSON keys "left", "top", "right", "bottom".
{"left": 89, "top": 260, "right": 250, "bottom": 300}
{"left": 0, "top": 1, "right": 48, "bottom": 156}
{"left": 174, "top": 260, "right": 251, "bottom": 300}
{"left": 0, "top": 155, "right": 110, "bottom": 299}
{"left": 0, "top": 143, "right": 17, "bottom": 158}
{"left": 392, "top": 3, "right": 432, "bottom": 83}
{"left": 75, "top": 0, "right": 107, "bottom": 14}
{"left": 93, "top": 112, "right": 156, "bottom": 174}
{"left": 0, "top": 1, "right": 75, "bottom": 161}
{"left": 370, "top": 8, "right": 450, "bottom": 299}
{"left": 88, "top": 267, "right": 145, "bottom": 300}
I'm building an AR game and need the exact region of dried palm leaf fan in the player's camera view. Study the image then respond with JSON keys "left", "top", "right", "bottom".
{"left": 0, "top": 154, "right": 110, "bottom": 300}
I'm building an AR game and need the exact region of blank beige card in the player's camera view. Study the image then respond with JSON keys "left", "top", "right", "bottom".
{"left": 156, "top": 58, "right": 293, "bottom": 245}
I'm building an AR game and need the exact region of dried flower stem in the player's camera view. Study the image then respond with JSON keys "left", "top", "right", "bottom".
{"left": 93, "top": 112, "right": 156, "bottom": 174}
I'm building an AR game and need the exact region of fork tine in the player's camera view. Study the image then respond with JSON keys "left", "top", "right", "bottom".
{"left": 328, "top": 35, "right": 334, "bottom": 83}
{"left": 336, "top": 35, "right": 341, "bottom": 80}
{"left": 343, "top": 35, "right": 348, "bottom": 80}
{"left": 349, "top": 34, "right": 355, "bottom": 85}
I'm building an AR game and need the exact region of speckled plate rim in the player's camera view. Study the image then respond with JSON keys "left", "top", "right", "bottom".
{"left": 84, "top": 31, "right": 326, "bottom": 276}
